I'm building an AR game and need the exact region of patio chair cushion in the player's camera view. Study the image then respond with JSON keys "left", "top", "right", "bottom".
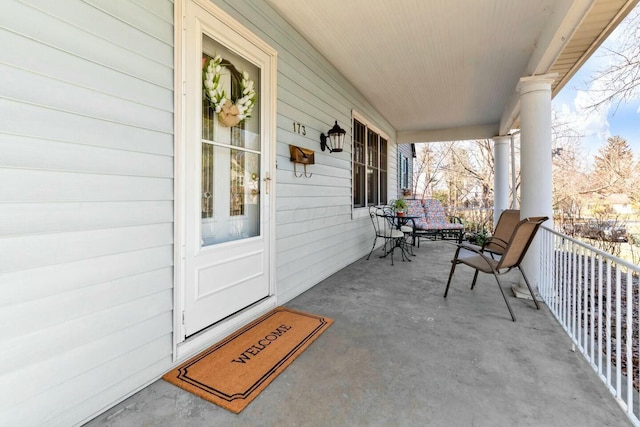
{"left": 405, "top": 199, "right": 425, "bottom": 217}
{"left": 404, "top": 199, "right": 430, "bottom": 230}
{"left": 384, "top": 229, "right": 405, "bottom": 239}
{"left": 423, "top": 199, "right": 464, "bottom": 230}
{"left": 400, "top": 225, "right": 413, "bottom": 234}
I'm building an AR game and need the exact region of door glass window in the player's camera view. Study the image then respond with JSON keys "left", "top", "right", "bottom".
{"left": 201, "top": 34, "right": 261, "bottom": 246}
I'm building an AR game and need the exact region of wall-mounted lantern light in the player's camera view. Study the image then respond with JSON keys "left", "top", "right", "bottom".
{"left": 320, "top": 121, "right": 346, "bottom": 153}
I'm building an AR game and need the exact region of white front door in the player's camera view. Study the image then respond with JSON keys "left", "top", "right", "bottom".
{"left": 182, "top": 0, "right": 276, "bottom": 337}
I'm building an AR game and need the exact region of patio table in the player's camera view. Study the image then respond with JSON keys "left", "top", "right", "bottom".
{"left": 382, "top": 214, "right": 419, "bottom": 260}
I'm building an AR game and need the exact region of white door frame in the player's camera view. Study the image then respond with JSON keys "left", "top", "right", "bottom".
{"left": 173, "top": 0, "right": 278, "bottom": 361}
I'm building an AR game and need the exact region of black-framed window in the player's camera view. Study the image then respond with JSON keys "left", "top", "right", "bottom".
{"left": 353, "top": 117, "right": 387, "bottom": 208}
{"left": 400, "top": 155, "right": 409, "bottom": 189}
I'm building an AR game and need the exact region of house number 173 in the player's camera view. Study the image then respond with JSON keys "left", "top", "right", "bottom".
{"left": 292, "top": 121, "right": 306, "bottom": 135}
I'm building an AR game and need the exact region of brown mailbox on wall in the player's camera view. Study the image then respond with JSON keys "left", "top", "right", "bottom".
{"left": 289, "top": 145, "right": 315, "bottom": 177}
{"left": 289, "top": 145, "right": 315, "bottom": 164}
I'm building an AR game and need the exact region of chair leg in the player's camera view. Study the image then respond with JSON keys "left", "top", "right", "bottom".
{"left": 398, "top": 239, "right": 406, "bottom": 262}
{"left": 366, "top": 236, "right": 378, "bottom": 260}
{"left": 493, "top": 274, "right": 516, "bottom": 321}
{"left": 400, "top": 237, "right": 412, "bottom": 260}
{"left": 519, "top": 267, "right": 541, "bottom": 310}
{"left": 404, "top": 235, "right": 415, "bottom": 256}
{"left": 390, "top": 241, "right": 395, "bottom": 265}
{"left": 470, "top": 270, "right": 479, "bottom": 289}
{"left": 382, "top": 237, "right": 395, "bottom": 265}
{"left": 444, "top": 248, "right": 461, "bottom": 297}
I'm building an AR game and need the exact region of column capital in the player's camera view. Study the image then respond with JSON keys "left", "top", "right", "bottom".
{"left": 518, "top": 73, "right": 558, "bottom": 95}
{"left": 493, "top": 135, "right": 511, "bottom": 145}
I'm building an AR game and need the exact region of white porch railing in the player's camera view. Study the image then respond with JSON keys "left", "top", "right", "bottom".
{"left": 539, "top": 226, "right": 640, "bottom": 426}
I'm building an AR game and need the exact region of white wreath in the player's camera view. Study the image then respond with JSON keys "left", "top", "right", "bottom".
{"left": 203, "top": 54, "right": 256, "bottom": 127}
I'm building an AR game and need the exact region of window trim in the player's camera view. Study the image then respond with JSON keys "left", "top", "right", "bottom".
{"left": 351, "top": 111, "right": 390, "bottom": 218}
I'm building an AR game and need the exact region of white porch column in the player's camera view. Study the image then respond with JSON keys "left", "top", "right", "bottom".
{"left": 515, "top": 74, "right": 555, "bottom": 299}
{"left": 493, "top": 135, "right": 511, "bottom": 227}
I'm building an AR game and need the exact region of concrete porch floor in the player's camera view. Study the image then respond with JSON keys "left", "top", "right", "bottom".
{"left": 86, "top": 240, "right": 631, "bottom": 427}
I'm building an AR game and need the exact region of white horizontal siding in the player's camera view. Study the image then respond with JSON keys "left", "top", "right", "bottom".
{"left": 0, "top": 169, "right": 172, "bottom": 202}
{"left": 218, "top": 0, "right": 400, "bottom": 305}
{"left": 1, "top": 62, "right": 173, "bottom": 132}
{"left": 0, "top": 223, "right": 173, "bottom": 274}
{"left": 4, "top": 333, "right": 173, "bottom": 427}
{"left": 27, "top": 0, "right": 173, "bottom": 59}
{"left": 0, "top": 290, "right": 173, "bottom": 396}
{"left": 0, "top": 1, "right": 174, "bottom": 426}
{"left": 0, "top": 28, "right": 172, "bottom": 110}
{"left": 0, "top": 291, "right": 173, "bottom": 423}
{"left": 58, "top": 356, "right": 171, "bottom": 427}
{"left": 0, "top": 268, "right": 172, "bottom": 343}
{"left": 0, "top": 201, "right": 173, "bottom": 236}
{"left": 1, "top": 245, "right": 173, "bottom": 307}
{"left": 0, "top": 98, "right": 173, "bottom": 155}
{"left": 0, "top": 1, "right": 172, "bottom": 87}
{"left": 0, "top": 134, "right": 172, "bottom": 178}
{"left": 0, "top": 316, "right": 172, "bottom": 413}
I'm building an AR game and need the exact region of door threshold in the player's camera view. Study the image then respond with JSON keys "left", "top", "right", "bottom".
{"left": 175, "top": 296, "right": 277, "bottom": 361}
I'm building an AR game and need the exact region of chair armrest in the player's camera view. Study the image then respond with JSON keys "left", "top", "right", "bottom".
{"left": 457, "top": 242, "right": 485, "bottom": 255}
{"left": 481, "top": 236, "right": 508, "bottom": 251}
{"left": 450, "top": 216, "right": 463, "bottom": 224}
{"left": 455, "top": 242, "right": 497, "bottom": 270}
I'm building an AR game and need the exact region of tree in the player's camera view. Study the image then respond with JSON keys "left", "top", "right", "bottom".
{"left": 413, "top": 140, "right": 496, "bottom": 208}
{"left": 411, "top": 142, "right": 453, "bottom": 199}
{"left": 587, "top": 7, "right": 640, "bottom": 111}
{"left": 591, "top": 135, "right": 635, "bottom": 197}
{"left": 431, "top": 139, "right": 495, "bottom": 208}
{"left": 551, "top": 109, "right": 591, "bottom": 225}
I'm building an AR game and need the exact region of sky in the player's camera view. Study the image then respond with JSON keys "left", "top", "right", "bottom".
{"left": 552, "top": 8, "right": 640, "bottom": 160}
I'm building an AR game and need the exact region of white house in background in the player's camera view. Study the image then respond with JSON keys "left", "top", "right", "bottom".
{"left": 608, "top": 193, "right": 634, "bottom": 215}
{"left": 0, "top": 0, "right": 636, "bottom": 425}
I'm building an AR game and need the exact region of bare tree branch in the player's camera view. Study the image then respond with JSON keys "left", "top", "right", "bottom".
{"left": 586, "top": 7, "right": 640, "bottom": 111}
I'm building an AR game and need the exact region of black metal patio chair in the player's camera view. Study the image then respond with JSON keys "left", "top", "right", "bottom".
{"left": 366, "top": 206, "right": 411, "bottom": 265}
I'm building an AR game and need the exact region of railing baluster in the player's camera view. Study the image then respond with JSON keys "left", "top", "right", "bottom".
{"left": 538, "top": 231, "right": 549, "bottom": 298}
{"left": 584, "top": 247, "right": 589, "bottom": 355}
{"left": 626, "top": 268, "right": 633, "bottom": 414}
{"left": 576, "top": 247, "right": 587, "bottom": 354}
{"left": 637, "top": 267, "right": 640, "bottom": 422}
{"left": 561, "top": 237, "right": 567, "bottom": 330}
{"left": 571, "top": 242, "right": 580, "bottom": 345}
{"left": 543, "top": 231, "right": 550, "bottom": 299}
{"left": 598, "top": 255, "right": 603, "bottom": 377}
{"left": 590, "top": 250, "right": 595, "bottom": 364}
{"left": 616, "top": 265, "right": 622, "bottom": 398}
{"left": 561, "top": 235, "right": 565, "bottom": 319}
{"left": 551, "top": 235, "right": 562, "bottom": 311}
{"left": 607, "top": 260, "right": 612, "bottom": 389}
{"left": 563, "top": 238, "right": 569, "bottom": 331}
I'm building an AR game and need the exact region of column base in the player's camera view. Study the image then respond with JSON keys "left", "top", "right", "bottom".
{"left": 511, "top": 285, "right": 543, "bottom": 302}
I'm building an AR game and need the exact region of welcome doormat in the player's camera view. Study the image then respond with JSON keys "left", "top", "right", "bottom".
{"left": 162, "top": 307, "right": 333, "bottom": 413}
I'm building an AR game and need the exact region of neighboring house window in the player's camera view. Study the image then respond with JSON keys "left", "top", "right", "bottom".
{"left": 400, "top": 155, "right": 409, "bottom": 189}
{"left": 353, "top": 117, "right": 387, "bottom": 208}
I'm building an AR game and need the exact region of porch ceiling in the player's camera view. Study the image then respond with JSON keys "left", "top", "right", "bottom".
{"left": 266, "top": 0, "right": 638, "bottom": 143}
